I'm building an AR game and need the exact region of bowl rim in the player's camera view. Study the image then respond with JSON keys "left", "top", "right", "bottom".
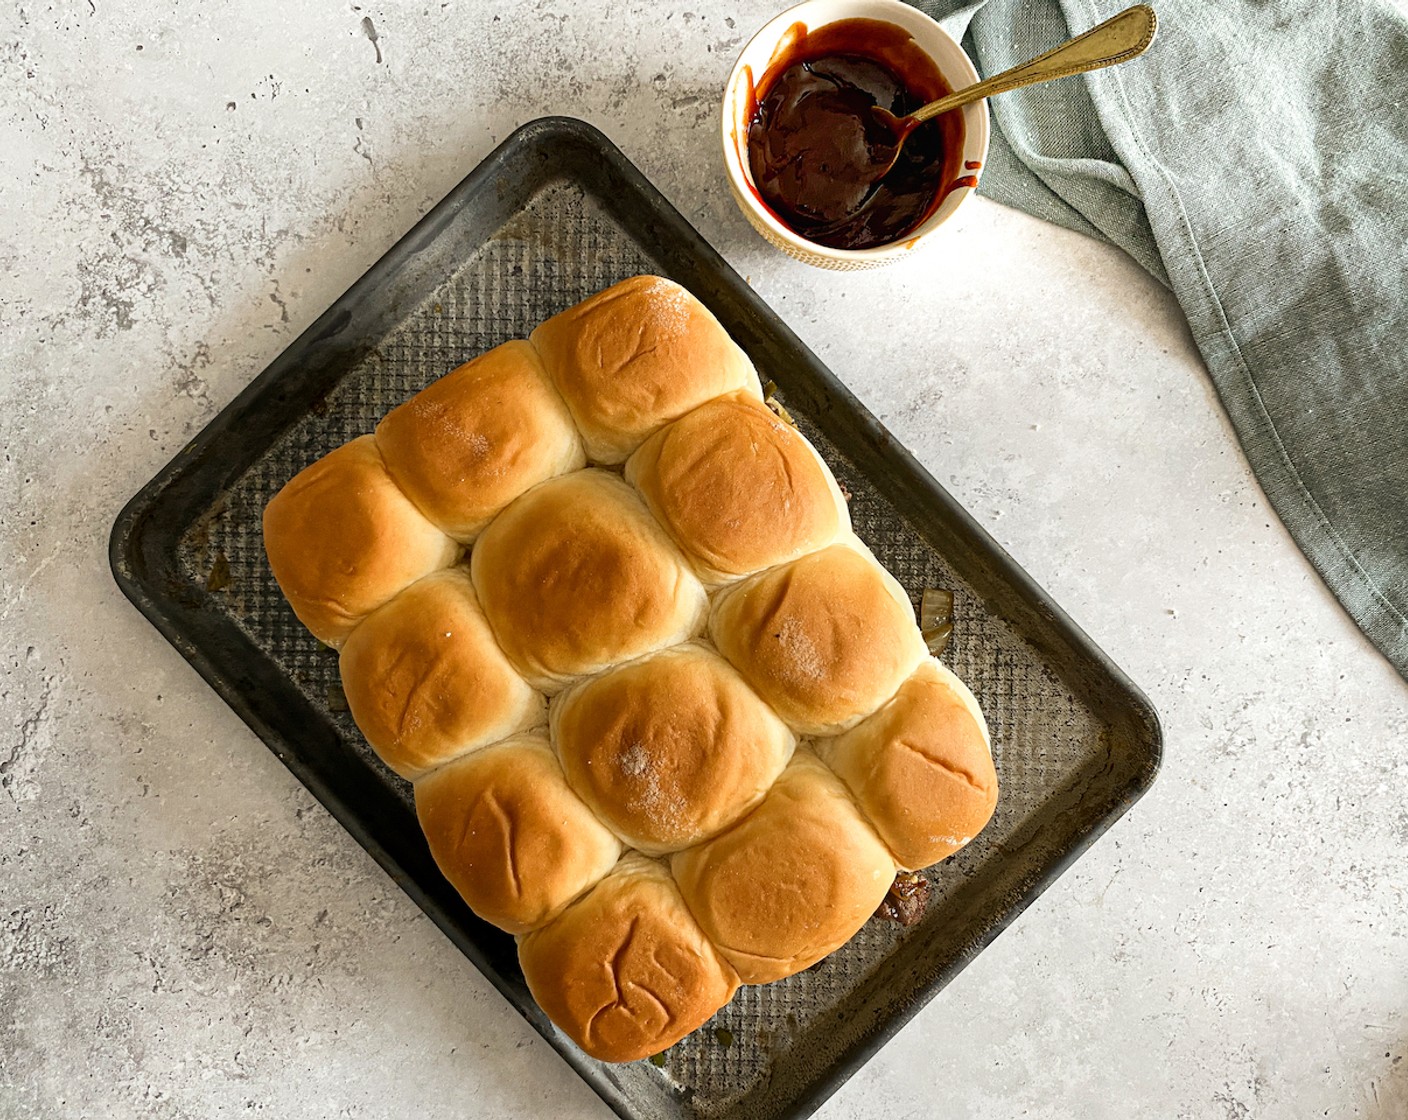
{"left": 720, "top": 0, "right": 989, "bottom": 262}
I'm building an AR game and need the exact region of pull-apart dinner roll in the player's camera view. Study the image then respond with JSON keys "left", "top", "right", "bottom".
{"left": 671, "top": 751, "right": 894, "bottom": 984}
{"left": 708, "top": 541, "right": 927, "bottom": 735}
{"left": 262, "top": 275, "right": 1002, "bottom": 1064}
{"left": 471, "top": 470, "right": 707, "bottom": 691}
{"left": 518, "top": 853, "right": 740, "bottom": 1062}
{"left": 818, "top": 659, "right": 997, "bottom": 871}
{"left": 414, "top": 734, "right": 621, "bottom": 935}
{"left": 337, "top": 568, "right": 544, "bottom": 780}
{"left": 550, "top": 643, "right": 794, "bottom": 854}
{"left": 375, "top": 340, "right": 584, "bottom": 542}
{"left": 262, "top": 435, "right": 459, "bottom": 646}
{"left": 625, "top": 391, "right": 850, "bottom": 583}
{"left": 529, "top": 276, "right": 761, "bottom": 463}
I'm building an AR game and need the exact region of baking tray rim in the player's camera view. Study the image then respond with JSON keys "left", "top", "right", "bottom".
{"left": 108, "top": 114, "right": 1163, "bottom": 1120}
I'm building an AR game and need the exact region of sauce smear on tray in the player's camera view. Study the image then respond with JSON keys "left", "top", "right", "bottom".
{"left": 745, "top": 19, "right": 967, "bottom": 250}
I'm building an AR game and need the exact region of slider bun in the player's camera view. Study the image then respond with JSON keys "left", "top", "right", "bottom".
{"left": 529, "top": 276, "right": 761, "bottom": 464}
{"left": 670, "top": 752, "right": 894, "bottom": 984}
{"left": 375, "top": 341, "right": 585, "bottom": 542}
{"left": 471, "top": 470, "right": 707, "bottom": 691}
{"left": 518, "top": 853, "right": 740, "bottom": 1062}
{"left": 550, "top": 643, "right": 794, "bottom": 854}
{"left": 819, "top": 659, "right": 996, "bottom": 871}
{"left": 708, "top": 541, "right": 927, "bottom": 735}
{"left": 625, "top": 391, "right": 850, "bottom": 583}
{"left": 338, "top": 568, "right": 545, "bottom": 780}
{"left": 262, "top": 435, "right": 459, "bottom": 646}
{"left": 414, "top": 734, "right": 622, "bottom": 935}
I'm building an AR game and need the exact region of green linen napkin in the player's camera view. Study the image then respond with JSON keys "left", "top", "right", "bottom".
{"left": 910, "top": 0, "right": 1408, "bottom": 681}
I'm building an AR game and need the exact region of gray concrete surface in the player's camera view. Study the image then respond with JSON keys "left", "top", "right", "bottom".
{"left": 2, "top": 2, "right": 1405, "bottom": 1117}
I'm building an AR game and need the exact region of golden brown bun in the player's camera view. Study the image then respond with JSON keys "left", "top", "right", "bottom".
{"left": 625, "top": 392, "right": 850, "bottom": 583}
{"left": 374, "top": 341, "right": 584, "bottom": 542}
{"left": 529, "top": 276, "right": 761, "bottom": 464}
{"left": 518, "top": 854, "right": 739, "bottom": 1061}
{"left": 262, "top": 435, "right": 459, "bottom": 646}
{"left": 818, "top": 659, "right": 996, "bottom": 871}
{"left": 471, "top": 470, "right": 707, "bottom": 691}
{"left": 337, "top": 568, "right": 545, "bottom": 780}
{"left": 708, "top": 540, "right": 927, "bottom": 735}
{"left": 414, "top": 735, "right": 621, "bottom": 935}
{"left": 670, "top": 752, "right": 894, "bottom": 983}
{"left": 550, "top": 643, "right": 794, "bottom": 854}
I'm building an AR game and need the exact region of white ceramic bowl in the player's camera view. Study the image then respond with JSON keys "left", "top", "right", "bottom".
{"left": 721, "top": 0, "right": 988, "bottom": 270}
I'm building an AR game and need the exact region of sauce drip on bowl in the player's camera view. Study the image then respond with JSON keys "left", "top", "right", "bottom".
{"left": 744, "top": 19, "right": 966, "bottom": 251}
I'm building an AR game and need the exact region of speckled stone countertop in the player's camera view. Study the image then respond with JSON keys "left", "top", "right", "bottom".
{"left": 2, "top": 3, "right": 1405, "bottom": 1118}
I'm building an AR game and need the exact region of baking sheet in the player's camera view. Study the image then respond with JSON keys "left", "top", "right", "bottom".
{"left": 110, "top": 116, "right": 1161, "bottom": 1120}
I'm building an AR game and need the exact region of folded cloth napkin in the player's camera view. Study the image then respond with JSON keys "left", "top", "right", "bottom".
{"left": 911, "top": 0, "right": 1408, "bottom": 681}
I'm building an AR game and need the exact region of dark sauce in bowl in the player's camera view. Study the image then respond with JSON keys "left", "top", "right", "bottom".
{"left": 743, "top": 19, "right": 970, "bottom": 251}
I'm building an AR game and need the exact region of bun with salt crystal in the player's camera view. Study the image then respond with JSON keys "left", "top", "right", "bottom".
{"left": 708, "top": 541, "right": 928, "bottom": 735}
{"left": 530, "top": 275, "right": 762, "bottom": 463}
{"left": 375, "top": 340, "right": 584, "bottom": 542}
{"left": 550, "top": 642, "right": 794, "bottom": 854}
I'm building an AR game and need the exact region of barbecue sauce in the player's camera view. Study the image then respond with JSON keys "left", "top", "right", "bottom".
{"left": 743, "top": 19, "right": 969, "bottom": 250}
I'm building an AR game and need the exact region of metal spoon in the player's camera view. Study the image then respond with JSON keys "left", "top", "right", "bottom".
{"left": 863, "top": 5, "right": 1158, "bottom": 183}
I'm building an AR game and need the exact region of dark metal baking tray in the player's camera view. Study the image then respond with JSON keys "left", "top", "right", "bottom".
{"left": 109, "top": 116, "right": 1161, "bottom": 1120}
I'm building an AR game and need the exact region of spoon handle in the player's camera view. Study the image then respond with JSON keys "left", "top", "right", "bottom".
{"left": 909, "top": 4, "right": 1158, "bottom": 125}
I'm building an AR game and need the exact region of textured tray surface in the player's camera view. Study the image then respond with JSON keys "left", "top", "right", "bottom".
{"left": 114, "top": 119, "right": 1159, "bottom": 1120}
